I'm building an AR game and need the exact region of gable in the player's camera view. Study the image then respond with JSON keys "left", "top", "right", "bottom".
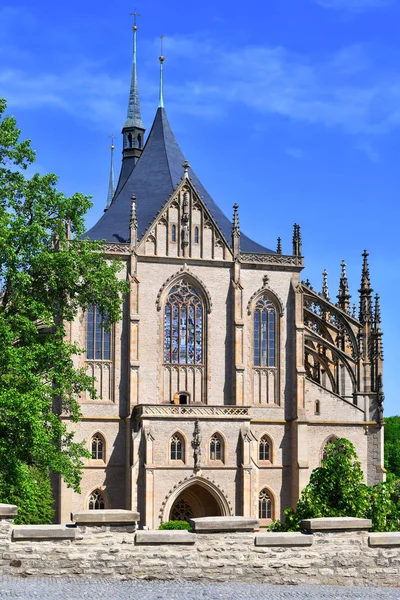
{"left": 137, "top": 178, "right": 233, "bottom": 261}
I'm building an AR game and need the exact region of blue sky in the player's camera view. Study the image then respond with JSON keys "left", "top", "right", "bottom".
{"left": 1, "top": 0, "right": 399, "bottom": 415}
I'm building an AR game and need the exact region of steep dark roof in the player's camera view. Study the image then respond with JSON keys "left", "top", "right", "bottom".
{"left": 84, "top": 108, "right": 274, "bottom": 253}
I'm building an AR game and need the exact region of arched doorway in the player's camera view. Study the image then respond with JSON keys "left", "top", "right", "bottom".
{"left": 164, "top": 477, "right": 231, "bottom": 522}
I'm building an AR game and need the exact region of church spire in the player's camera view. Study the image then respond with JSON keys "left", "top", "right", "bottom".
{"left": 105, "top": 136, "right": 115, "bottom": 211}
{"left": 159, "top": 35, "right": 165, "bottom": 108}
{"left": 337, "top": 259, "right": 351, "bottom": 313}
{"left": 122, "top": 11, "right": 145, "bottom": 163}
{"left": 359, "top": 250, "right": 373, "bottom": 324}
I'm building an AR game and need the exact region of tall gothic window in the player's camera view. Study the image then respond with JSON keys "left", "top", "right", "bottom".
{"left": 258, "top": 489, "right": 272, "bottom": 519}
{"left": 91, "top": 434, "right": 104, "bottom": 460}
{"left": 86, "top": 305, "right": 111, "bottom": 360}
{"left": 253, "top": 296, "right": 276, "bottom": 367}
{"left": 88, "top": 490, "right": 106, "bottom": 510}
{"left": 194, "top": 227, "right": 199, "bottom": 244}
{"left": 171, "top": 224, "right": 177, "bottom": 242}
{"left": 164, "top": 280, "right": 203, "bottom": 365}
{"left": 259, "top": 435, "right": 271, "bottom": 462}
{"left": 210, "top": 433, "right": 223, "bottom": 461}
{"left": 170, "top": 434, "right": 184, "bottom": 461}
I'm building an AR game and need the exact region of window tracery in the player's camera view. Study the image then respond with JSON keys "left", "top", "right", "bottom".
{"left": 91, "top": 434, "right": 104, "bottom": 460}
{"left": 253, "top": 296, "right": 276, "bottom": 367}
{"left": 170, "top": 434, "right": 184, "bottom": 461}
{"left": 88, "top": 490, "right": 105, "bottom": 510}
{"left": 164, "top": 280, "right": 203, "bottom": 365}
{"left": 259, "top": 435, "right": 271, "bottom": 461}
{"left": 210, "top": 434, "right": 223, "bottom": 461}
{"left": 258, "top": 489, "right": 272, "bottom": 519}
{"left": 86, "top": 305, "right": 111, "bottom": 361}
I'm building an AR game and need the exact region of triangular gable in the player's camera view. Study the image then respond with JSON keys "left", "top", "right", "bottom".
{"left": 137, "top": 176, "right": 233, "bottom": 261}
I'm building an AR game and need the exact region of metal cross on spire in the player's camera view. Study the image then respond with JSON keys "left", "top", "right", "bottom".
{"left": 130, "top": 8, "right": 140, "bottom": 29}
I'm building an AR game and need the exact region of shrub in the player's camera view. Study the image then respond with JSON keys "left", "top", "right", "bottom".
{"left": 158, "top": 520, "right": 191, "bottom": 530}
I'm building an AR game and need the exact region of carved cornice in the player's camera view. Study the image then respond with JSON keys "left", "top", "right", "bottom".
{"left": 240, "top": 253, "right": 303, "bottom": 267}
{"left": 103, "top": 243, "right": 131, "bottom": 255}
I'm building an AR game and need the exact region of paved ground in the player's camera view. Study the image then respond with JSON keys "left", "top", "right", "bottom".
{"left": 0, "top": 578, "right": 400, "bottom": 599}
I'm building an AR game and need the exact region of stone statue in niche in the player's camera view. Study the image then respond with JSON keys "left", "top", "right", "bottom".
{"left": 192, "top": 419, "right": 201, "bottom": 469}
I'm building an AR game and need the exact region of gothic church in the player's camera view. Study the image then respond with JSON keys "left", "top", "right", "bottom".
{"left": 57, "top": 23, "right": 385, "bottom": 526}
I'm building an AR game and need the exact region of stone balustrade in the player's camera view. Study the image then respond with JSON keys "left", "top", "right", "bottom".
{"left": 1, "top": 507, "right": 400, "bottom": 586}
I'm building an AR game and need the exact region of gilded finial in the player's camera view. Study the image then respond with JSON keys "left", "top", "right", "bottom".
{"left": 130, "top": 8, "right": 140, "bottom": 30}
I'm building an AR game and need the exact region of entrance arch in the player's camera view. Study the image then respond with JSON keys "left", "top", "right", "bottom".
{"left": 162, "top": 477, "right": 231, "bottom": 523}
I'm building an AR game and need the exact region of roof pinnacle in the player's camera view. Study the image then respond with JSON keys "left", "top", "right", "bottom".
{"left": 322, "top": 268, "right": 330, "bottom": 301}
{"left": 359, "top": 250, "right": 373, "bottom": 324}
{"left": 105, "top": 136, "right": 115, "bottom": 211}
{"left": 124, "top": 10, "right": 145, "bottom": 130}
{"left": 337, "top": 259, "right": 351, "bottom": 313}
{"left": 159, "top": 35, "right": 165, "bottom": 108}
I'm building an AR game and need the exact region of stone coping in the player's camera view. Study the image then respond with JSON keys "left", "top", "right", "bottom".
{"left": 0, "top": 504, "right": 18, "bottom": 518}
{"left": 135, "top": 530, "right": 195, "bottom": 544}
{"left": 369, "top": 532, "right": 400, "bottom": 547}
{"left": 255, "top": 532, "right": 313, "bottom": 546}
{"left": 301, "top": 517, "right": 372, "bottom": 532}
{"left": 71, "top": 509, "right": 140, "bottom": 525}
{"left": 13, "top": 525, "right": 77, "bottom": 540}
{"left": 190, "top": 516, "right": 259, "bottom": 532}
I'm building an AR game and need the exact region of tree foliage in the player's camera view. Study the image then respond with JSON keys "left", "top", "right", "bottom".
{"left": 269, "top": 438, "right": 400, "bottom": 532}
{"left": 0, "top": 99, "right": 128, "bottom": 520}
{"left": 384, "top": 416, "right": 400, "bottom": 478}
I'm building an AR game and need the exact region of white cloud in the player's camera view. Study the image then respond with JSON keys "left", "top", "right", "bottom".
{"left": 314, "top": 0, "right": 391, "bottom": 11}
{"left": 315, "top": 0, "right": 391, "bottom": 11}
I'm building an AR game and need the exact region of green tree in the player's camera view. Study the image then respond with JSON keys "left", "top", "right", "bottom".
{"left": 269, "top": 438, "right": 400, "bottom": 532}
{"left": 384, "top": 416, "right": 400, "bottom": 478}
{"left": 0, "top": 99, "right": 128, "bottom": 522}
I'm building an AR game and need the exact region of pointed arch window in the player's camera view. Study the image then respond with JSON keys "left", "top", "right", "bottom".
{"left": 322, "top": 435, "right": 339, "bottom": 461}
{"left": 88, "top": 490, "right": 106, "bottom": 510}
{"left": 86, "top": 305, "right": 111, "bottom": 360}
{"left": 253, "top": 296, "right": 276, "bottom": 367}
{"left": 194, "top": 227, "right": 199, "bottom": 244}
{"left": 258, "top": 489, "right": 272, "bottom": 519}
{"left": 170, "top": 433, "right": 184, "bottom": 461}
{"left": 259, "top": 435, "right": 271, "bottom": 462}
{"left": 171, "top": 224, "right": 177, "bottom": 242}
{"left": 210, "top": 433, "right": 223, "bottom": 462}
{"left": 164, "top": 280, "right": 203, "bottom": 365}
{"left": 91, "top": 434, "right": 105, "bottom": 460}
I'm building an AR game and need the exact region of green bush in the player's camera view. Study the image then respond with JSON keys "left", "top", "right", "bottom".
{"left": 158, "top": 520, "right": 191, "bottom": 530}
{"left": 269, "top": 438, "right": 400, "bottom": 533}
{"left": 0, "top": 462, "right": 54, "bottom": 524}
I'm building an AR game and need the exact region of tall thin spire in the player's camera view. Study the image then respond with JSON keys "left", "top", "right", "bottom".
{"left": 125, "top": 10, "right": 144, "bottom": 130}
{"left": 105, "top": 136, "right": 115, "bottom": 211}
{"left": 337, "top": 259, "right": 351, "bottom": 313}
{"left": 159, "top": 35, "right": 165, "bottom": 108}
{"left": 359, "top": 250, "right": 373, "bottom": 324}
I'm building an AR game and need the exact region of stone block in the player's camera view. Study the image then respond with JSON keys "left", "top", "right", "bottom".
{"left": 301, "top": 517, "right": 372, "bottom": 531}
{"left": 12, "top": 525, "right": 77, "bottom": 540}
{"left": 255, "top": 532, "right": 313, "bottom": 546}
{"left": 135, "top": 530, "right": 195, "bottom": 544}
{"left": 71, "top": 509, "right": 139, "bottom": 525}
{"left": 190, "top": 516, "right": 259, "bottom": 532}
{"left": 0, "top": 504, "right": 18, "bottom": 518}
{"left": 369, "top": 532, "right": 400, "bottom": 547}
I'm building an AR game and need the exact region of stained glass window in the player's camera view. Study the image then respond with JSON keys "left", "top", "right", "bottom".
{"left": 164, "top": 280, "right": 203, "bottom": 365}
{"left": 88, "top": 490, "right": 105, "bottom": 510}
{"left": 258, "top": 489, "right": 272, "bottom": 519}
{"left": 254, "top": 297, "right": 276, "bottom": 367}
{"left": 210, "top": 434, "right": 223, "bottom": 461}
{"left": 170, "top": 434, "right": 183, "bottom": 461}
{"left": 91, "top": 434, "right": 104, "bottom": 460}
{"left": 259, "top": 435, "right": 270, "bottom": 461}
{"left": 86, "top": 305, "right": 111, "bottom": 360}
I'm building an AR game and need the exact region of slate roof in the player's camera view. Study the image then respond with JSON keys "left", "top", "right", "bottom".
{"left": 84, "top": 107, "right": 274, "bottom": 253}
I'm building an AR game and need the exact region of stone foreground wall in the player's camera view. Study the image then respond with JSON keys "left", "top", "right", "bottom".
{"left": 1, "top": 509, "right": 400, "bottom": 587}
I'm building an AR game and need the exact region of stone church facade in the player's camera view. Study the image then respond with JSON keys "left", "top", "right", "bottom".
{"left": 56, "top": 26, "right": 385, "bottom": 527}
